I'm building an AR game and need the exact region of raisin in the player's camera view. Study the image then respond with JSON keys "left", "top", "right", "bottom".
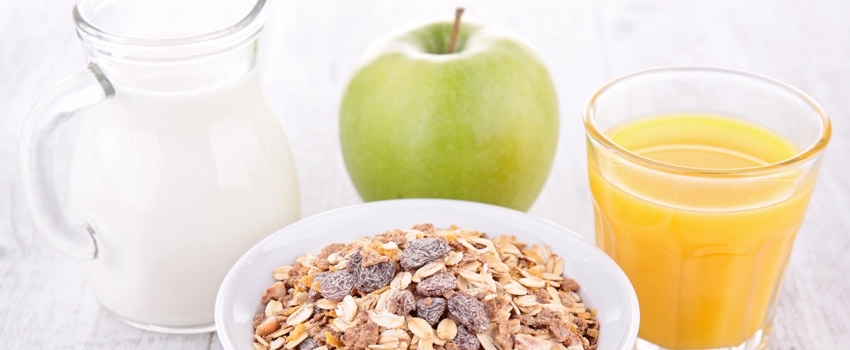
{"left": 388, "top": 290, "right": 416, "bottom": 316}
{"left": 416, "top": 297, "right": 447, "bottom": 326}
{"left": 347, "top": 250, "right": 363, "bottom": 275}
{"left": 449, "top": 325, "right": 481, "bottom": 350}
{"left": 296, "top": 338, "right": 319, "bottom": 350}
{"left": 357, "top": 261, "right": 395, "bottom": 293}
{"left": 416, "top": 272, "right": 457, "bottom": 297}
{"left": 400, "top": 238, "right": 449, "bottom": 270}
{"left": 447, "top": 293, "right": 489, "bottom": 333}
{"left": 316, "top": 270, "right": 356, "bottom": 301}
{"left": 347, "top": 250, "right": 395, "bottom": 293}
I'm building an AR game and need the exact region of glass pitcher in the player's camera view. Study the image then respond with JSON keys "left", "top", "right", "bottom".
{"left": 19, "top": 0, "right": 301, "bottom": 333}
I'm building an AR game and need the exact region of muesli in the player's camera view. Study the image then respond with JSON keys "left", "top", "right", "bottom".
{"left": 252, "top": 224, "right": 599, "bottom": 350}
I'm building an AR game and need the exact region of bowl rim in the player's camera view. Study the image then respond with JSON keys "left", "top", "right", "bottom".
{"left": 215, "top": 198, "right": 640, "bottom": 349}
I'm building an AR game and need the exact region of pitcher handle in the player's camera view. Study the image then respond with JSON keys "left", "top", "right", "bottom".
{"left": 19, "top": 63, "right": 114, "bottom": 260}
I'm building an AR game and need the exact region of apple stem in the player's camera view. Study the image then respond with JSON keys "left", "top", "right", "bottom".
{"left": 447, "top": 7, "right": 465, "bottom": 54}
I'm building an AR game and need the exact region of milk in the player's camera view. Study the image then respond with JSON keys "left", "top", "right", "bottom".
{"left": 67, "top": 70, "right": 300, "bottom": 328}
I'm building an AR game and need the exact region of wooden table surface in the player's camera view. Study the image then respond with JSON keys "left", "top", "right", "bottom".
{"left": 1, "top": 0, "right": 848, "bottom": 349}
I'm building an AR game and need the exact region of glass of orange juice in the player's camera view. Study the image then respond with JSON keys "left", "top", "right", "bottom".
{"left": 584, "top": 67, "right": 831, "bottom": 350}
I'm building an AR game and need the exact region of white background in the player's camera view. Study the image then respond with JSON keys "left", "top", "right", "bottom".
{"left": 1, "top": 0, "right": 848, "bottom": 348}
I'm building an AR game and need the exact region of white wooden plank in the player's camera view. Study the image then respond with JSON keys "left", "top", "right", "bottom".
{"left": 0, "top": 0, "right": 848, "bottom": 348}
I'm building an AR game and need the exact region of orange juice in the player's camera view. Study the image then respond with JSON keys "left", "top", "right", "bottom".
{"left": 589, "top": 114, "right": 815, "bottom": 349}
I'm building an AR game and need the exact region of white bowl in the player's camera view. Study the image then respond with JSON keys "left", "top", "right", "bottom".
{"left": 215, "top": 199, "right": 639, "bottom": 349}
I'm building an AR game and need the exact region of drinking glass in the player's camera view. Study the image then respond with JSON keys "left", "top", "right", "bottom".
{"left": 20, "top": 0, "right": 301, "bottom": 333}
{"left": 584, "top": 67, "right": 830, "bottom": 350}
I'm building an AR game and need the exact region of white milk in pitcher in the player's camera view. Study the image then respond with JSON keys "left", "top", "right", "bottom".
{"left": 67, "top": 70, "right": 300, "bottom": 327}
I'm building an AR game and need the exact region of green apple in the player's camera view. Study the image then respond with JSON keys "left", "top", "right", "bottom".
{"left": 339, "top": 18, "right": 558, "bottom": 211}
